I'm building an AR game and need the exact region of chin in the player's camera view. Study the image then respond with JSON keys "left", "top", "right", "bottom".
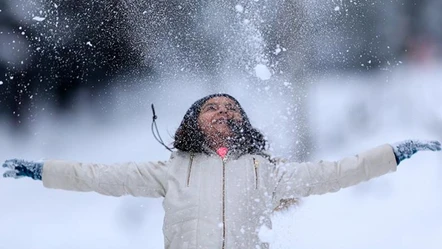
{"left": 215, "top": 130, "right": 233, "bottom": 138}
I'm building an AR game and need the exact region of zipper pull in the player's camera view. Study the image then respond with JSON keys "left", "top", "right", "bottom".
{"left": 186, "top": 153, "right": 195, "bottom": 187}
{"left": 253, "top": 157, "right": 259, "bottom": 189}
{"left": 253, "top": 158, "right": 259, "bottom": 169}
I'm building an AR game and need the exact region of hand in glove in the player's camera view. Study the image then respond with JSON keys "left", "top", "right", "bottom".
{"left": 2, "top": 159, "right": 43, "bottom": 180}
{"left": 391, "top": 140, "right": 441, "bottom": 164}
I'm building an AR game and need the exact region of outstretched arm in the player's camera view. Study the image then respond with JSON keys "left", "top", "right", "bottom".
{"left": 2, "top": 158, "right": 169, "bottom": 198}
{"left": 272, "top": 140, "right": 440, "bottom": 202}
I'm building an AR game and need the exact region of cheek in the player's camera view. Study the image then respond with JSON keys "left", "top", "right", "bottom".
{"left": 233, "top": 113, "right": 243, "bottom": 121}
{"left": 198, "top": 115, "right": 212, "bottom": 130}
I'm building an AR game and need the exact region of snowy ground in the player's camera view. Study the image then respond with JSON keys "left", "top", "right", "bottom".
{"left": 0, "top": 62, "right": 441, "bottom": 249}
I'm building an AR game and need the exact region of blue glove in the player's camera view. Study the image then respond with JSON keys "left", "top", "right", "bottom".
{"left": 391, "top": 140, "right": 441, "bottom": 165}
{"left": 2, "top": 159, "right": 43, "bottom": 180}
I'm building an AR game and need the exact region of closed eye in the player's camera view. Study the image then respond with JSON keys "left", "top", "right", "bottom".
{"left": 203, "top": 104, "right": 217, "bottom": 112}
{"left": 226, "top": 104, "right": 239, "bottom": 112}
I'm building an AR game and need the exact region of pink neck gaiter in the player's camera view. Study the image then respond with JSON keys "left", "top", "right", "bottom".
{"left": 216, "top": 147, "right": 228, "bottom": 159}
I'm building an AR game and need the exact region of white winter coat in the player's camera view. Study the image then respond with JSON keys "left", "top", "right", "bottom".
{"left": 42, "top": 144, "right": 397, "bottom": 249}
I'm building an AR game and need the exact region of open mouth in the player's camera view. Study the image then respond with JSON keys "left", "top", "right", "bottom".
{"left": 212, "top": 117, "right": 229, "bottom": 125}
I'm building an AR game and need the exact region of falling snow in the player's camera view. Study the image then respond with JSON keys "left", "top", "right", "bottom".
{"left": 254, "top": 64, "right": 272, "bottom": 80}
{"left": 235, "top": 4, "right": 244, "bottom": 13}
{"left": 0, "top": 1, "right": 441, "bottom": 249}
{"left": 32, "top": 16, "right": 46, "bottom": 22}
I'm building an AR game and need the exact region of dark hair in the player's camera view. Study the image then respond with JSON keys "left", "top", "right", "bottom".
{"left": 173, "top": 93, "right": 267, "bottom": 155}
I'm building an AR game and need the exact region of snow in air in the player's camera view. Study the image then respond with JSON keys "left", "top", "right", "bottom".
{"left": 235, "top": 4, "right": 244, "bottom": 13}
{"left": 254, "top": 64, "right": 272, "bottom": 80}
{"left": 32, "top": 16, "right": 46, "bottom": 22}
{"left": 1, "top": 1, "right": 442, "bottom": 249}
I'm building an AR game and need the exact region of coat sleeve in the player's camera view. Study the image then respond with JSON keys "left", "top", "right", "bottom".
{"left": 271, "top": 144, "right": 397, "bottom": 204}
{"left": 42, "top": 159, "right": 169, "bottom": 197}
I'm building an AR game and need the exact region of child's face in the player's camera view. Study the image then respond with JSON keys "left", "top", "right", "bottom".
{"left": 197, "top": 97, "right": 243, "bottom": 140}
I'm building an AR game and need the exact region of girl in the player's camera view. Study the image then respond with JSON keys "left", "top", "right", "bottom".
{"left": 2, "top": 93, "right": 441, "bottom": 249}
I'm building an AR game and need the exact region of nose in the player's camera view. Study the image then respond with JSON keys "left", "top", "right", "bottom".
{"left": 218, "top": 105, "right": 228, "bottom": 114}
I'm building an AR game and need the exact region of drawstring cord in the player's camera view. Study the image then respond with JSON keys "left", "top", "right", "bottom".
{"left": 151, "top": 104, "right": 173, "bottom": 152}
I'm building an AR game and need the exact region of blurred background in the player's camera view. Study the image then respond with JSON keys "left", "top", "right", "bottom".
{"left": 0, "top": 0, "right": 441, "bottom": 248}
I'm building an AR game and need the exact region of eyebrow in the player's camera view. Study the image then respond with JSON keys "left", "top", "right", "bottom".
{"left": 203, "top": 103, "right": 216, "bottom": 107}
{"left": 203, "top": 102, "right": 239, "bottom": 111}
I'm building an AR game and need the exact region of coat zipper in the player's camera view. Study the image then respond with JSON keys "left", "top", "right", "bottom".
{"left": 186, "top": 153, "right": 195, "bottom": 187}
{"left": 221, "top": 156, "right": 227, "bottom": 249}
{"left": 253, "top": 157, "right": 259, "bottom": 189}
